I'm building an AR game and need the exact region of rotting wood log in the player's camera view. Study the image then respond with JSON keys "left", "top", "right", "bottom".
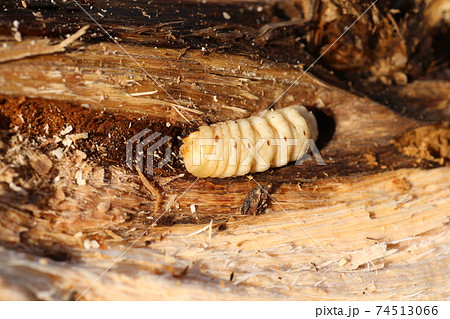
{"left": 0, "top": 0, "right": 449, "bottom": 300}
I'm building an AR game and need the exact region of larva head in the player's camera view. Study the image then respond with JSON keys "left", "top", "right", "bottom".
{"left": 180, "top": 133, "right": 196, "bottom": 159}
{"left": 180, "top": 126, "right": 219, "bottom": 177}
{"left": 180, "top": 131, "right": 200, "bottom": 175}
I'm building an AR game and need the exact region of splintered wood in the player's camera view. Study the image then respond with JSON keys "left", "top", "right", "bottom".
{"left": 135, "top": 165, "right": 163, "bottom": 216}
{"left": 0, "top": 128, "right": 449, "bottom": 300}
{"left": 0, "top": 26, "right": 89, "bottom": 63}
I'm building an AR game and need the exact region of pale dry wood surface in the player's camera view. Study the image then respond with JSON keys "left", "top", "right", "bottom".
{"left": 0, "top": 36, "right": 329, "bottom": 123}
{"left": 0, "top": 165, "right": 448, "bottom": 300}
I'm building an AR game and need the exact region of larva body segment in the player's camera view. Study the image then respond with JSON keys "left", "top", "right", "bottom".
{"left": 251, "top": 117, "right": 275, "bottom": 173}
{"left": 235, "top": 119, "right": 255, "bottom": 176}
{"left": 180, "top": 105, "right": 318, "bottom": 178}
{"left": 265, "top": 111, "right": 295, "bottom": 167}
{"left": 221, "top": 120, "right": 240, "bottom": 177}
{"left": 213, "top": 122, "right": 230, "bottom": 177}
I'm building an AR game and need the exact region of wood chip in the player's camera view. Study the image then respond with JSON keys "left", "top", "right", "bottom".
{"left": 240, "top": 184, "right": 272, "bottom": 215}
{"left": 0, "top": 25, "right": 89, "bottom": 63}
{"left": 135, "top": 165, "right": 163, "bottom": 215}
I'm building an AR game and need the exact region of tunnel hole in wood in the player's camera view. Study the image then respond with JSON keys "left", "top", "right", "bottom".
{"left": 311, "top": 106, "right": 336, "bottom": 150}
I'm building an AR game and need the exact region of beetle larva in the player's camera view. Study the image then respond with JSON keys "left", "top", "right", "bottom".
{"left": 180, "top": 105, "right": 318, "bottom": 178}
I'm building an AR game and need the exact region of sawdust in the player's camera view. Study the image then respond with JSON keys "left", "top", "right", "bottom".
{"left": 395, "top": 125, "right": 450, "bottom": 164}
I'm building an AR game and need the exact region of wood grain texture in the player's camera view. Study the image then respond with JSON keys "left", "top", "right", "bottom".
{"left": 0, "top": 165, "right": 448, "bottom": 300}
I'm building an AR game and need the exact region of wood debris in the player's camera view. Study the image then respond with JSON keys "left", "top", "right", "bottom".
{"left": 135, "top": 165, "right": 163, "bottom": 215}
{"left": 0, "top": 25, "right": 89, "bottom": 63}
{"left": 240, "top": 184, "right": 272, "bottom": 216}
{"left": 28, "top": 152, "right": 52, "bottom": 176}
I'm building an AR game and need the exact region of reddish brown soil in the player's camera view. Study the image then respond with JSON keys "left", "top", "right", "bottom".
{"left": 395, "top": 125, "right": 450, "bottom": 164}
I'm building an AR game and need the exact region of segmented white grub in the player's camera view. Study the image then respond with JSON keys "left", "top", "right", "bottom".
{"left": 180, "top": 105, "right": 318, "bottom": 178}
